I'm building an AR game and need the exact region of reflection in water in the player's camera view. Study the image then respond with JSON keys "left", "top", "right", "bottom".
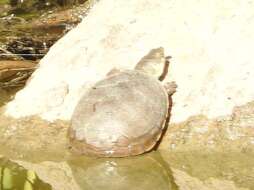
{"left": 0, "top": 158, "right": 52, "bottom": 190}
{"left": 0, "top": 150, "right": 253, "bottom": 190}
{"left": 68, "top": 151, "right": 178, "bottom": 190}
{"left": 161, "top": 151, "right": 254, "bottom": 190}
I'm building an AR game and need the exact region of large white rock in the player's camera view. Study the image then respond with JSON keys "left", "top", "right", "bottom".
{"left": 5, "top": 0, "right": 254, "bottom": 123}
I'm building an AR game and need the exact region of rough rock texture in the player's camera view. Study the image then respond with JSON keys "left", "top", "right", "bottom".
{"left": 160, "top": 101, "right": 254, "bottom": 152}
{"left": 4, "top": 0, "right": 254, "bottom": 123}
{"left": 0, "top": 115, "right": 70, "bottom": 161}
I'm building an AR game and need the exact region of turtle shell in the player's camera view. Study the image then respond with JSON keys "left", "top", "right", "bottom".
{"left": 69, "top": 70, "right": 169, "bottom": 157}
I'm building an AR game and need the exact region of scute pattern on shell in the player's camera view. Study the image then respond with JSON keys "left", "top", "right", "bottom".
{"left": 69, "top": 70, "right": 169, "bottom": 157}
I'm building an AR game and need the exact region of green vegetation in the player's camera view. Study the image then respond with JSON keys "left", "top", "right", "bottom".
{"left": 0, "top": 0, "right": 9, "bottom": 5}
{"left": 12, "top": 11, "right": 40, "bottom": 20}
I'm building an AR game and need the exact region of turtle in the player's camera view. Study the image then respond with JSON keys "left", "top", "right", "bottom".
{"left": 68, "top": 47, "right": 177, "bottom": 157}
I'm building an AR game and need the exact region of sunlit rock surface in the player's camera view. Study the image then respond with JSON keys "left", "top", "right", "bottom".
{"left": 4, "top": 0, "right": 254, "bottom": 123}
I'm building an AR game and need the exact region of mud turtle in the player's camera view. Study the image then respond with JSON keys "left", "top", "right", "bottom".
{"left": 68, "top": 47, "right": 177, "bottom": 157}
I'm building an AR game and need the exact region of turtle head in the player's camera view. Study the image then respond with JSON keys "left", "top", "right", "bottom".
{"left": 134, "top": 47, "right": 171, "bottom": 81}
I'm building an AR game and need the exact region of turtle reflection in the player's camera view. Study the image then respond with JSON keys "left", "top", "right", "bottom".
{"left": 68, "top": 151, "right": 178, "bottom": 190}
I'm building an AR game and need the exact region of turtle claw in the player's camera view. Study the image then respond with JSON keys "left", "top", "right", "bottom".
{"left": 164, "top": 81, "right": 177, "bottom": 96}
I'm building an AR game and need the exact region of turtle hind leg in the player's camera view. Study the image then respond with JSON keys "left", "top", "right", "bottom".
{"left": 164, "top": 81, "right": 177, "bottom": 96}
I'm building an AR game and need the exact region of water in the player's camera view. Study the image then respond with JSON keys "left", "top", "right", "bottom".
{"left": 0, "top": 158, "right": 51, "bottom": 190}
{"left": 0, "top": 151, "right": 253, "bottom": 190}
{"left": 68, "top": 151, "right": 178, "bottom": 190}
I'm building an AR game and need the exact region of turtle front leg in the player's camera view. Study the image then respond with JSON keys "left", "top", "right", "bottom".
{"left": 164, "top": 81, "right": 177, "bottom": 96}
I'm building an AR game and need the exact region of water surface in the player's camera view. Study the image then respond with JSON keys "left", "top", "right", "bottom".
{"left": 0, "top": 158, "right": 51, "bottom": 190}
